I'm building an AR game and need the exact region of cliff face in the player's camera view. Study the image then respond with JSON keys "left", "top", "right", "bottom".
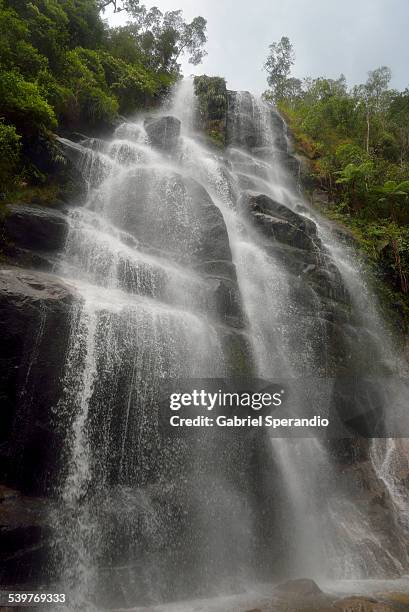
{"left": 0, "top": 83, "right": 408, "bottom": 603}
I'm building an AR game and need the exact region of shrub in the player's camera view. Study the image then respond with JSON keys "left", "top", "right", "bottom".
{"left": 0, "top": 70, "right": 57, "bottom": 135}
{"left": 0, "top": 121, "right": 22, "bottom": 192}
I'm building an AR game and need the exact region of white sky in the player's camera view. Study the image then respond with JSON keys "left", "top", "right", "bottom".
{"left": 105, "top": 0, "right": 409, "bottom": 94}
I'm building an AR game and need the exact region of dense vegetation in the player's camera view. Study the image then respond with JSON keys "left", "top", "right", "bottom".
{"left": 0, "top": 0, "right": 206, "bottom": 196}
{"left": 193, "top": 75, "right": 227, "bottom": 147}
{"left": 264, "top": 37, "right": 409, "bottom": 324}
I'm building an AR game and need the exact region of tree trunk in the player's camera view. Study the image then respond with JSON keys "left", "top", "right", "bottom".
{"left": 366, "top": 111, "right": 370, "bottom": 154}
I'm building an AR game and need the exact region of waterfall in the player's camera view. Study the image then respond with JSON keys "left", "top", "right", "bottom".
{"left": 51, "top": 79, "right": 409, "bottom": 609}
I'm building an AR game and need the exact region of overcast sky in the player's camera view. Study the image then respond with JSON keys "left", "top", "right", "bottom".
{"left": 106, "top": 0, "right": 409, "bottom": 93}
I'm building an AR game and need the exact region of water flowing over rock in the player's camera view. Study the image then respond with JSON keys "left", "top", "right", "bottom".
{"left": 144, "top": 115, "right": 181, "bottom": 151}
{"left": 0, "top": 79, "right": 409, "bottom": 609}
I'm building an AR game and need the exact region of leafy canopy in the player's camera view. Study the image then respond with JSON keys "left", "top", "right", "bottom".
{"left": 0, "top": 0, "right": 207, "bottom": 190}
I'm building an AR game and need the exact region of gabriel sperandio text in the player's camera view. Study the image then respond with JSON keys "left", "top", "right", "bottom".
{"left": 167, "top": 389, "right": 329, "bottom": 429}
{"left": 168, "top": 414, "right": 330, "bottom": 428}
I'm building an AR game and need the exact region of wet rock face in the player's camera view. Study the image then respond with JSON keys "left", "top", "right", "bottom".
{"left": 144, "top": 115, "right": 181, "bottom": 151}
{"left": 242, "top": 192, "right": 319, "bottom": 252}
{"left": 104, "top": 168, "right": 247, "bottom": 328}
{"left": 237, "top": 189, "right": 353, "bottom": 376}
{"left": 108, "top": 168, "right": 232, "bottom": 264}
{"left": 0, "top": 267, "right": 76, "bottom": 495}
{"left": 227, "top": 92, "right": 259, "bottom": 148}
{"left": 0, "top": 485, "right": 51, "bottom": 585}
{"left": 2, "top": 204, "right": 69, "bottom": 254}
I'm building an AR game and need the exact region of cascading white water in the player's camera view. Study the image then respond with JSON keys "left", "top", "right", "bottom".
{"left": 174, "top": 85, "right": 409, "bottom": 579}
{"left": 52, "top": 79, "right": 409, "bottom": 609}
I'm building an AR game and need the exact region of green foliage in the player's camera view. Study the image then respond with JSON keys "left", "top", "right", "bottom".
{"left": 0, "top": 4, "right": 48, "bottom": 77}
{"left": 0, "top": 70, "right": 57, "bottom": 134}
{"left": 194, "top": 75, "right": 227, "bottom": 145}
{"left": 60, "top": 48, "right": 118, "bottom": 127}
{"left": 194, "top": 75, "right": 226, "bottom": 119}
{"left": 102, "top": 2, "right": 207, "bottom": 72}
{"left": 0, "top": 121, "right": 21, "bottom": 192}
{"left": 100, "top": 52, "right": 167, "bottom": 113}
{"left": 0, "top": 0, "right": 207, "bottom": 192}
{"left": 263, "top": 36, "right": 295, "bottom": 103}
{"left": 266, "top": 38, "right": 409, "bottom": 314}
{"left": 373, "top": 180, "right": 409, "bottom": 223}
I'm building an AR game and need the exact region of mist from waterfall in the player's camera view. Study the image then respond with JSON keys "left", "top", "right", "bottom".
{"left": 51, "top": 79, "right": 409, "bottom": 610}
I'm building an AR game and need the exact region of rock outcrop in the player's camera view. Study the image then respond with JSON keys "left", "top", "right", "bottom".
{"left": 270, "top": 580, "right": 400, "bottom": 612}
{"left": 1, "top": 204, "right": 69, "bottom": 270}
{"left": 241, "top": 191, "right": 320, "bottom": 252}
{"left": 144, "top": 115, "right": 181, "bottom": 151}
{"left": 0, "top": 267, "right": 77, "bottom": 494}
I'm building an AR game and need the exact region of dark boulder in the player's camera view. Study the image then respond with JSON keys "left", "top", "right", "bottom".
{"left": 240, "top": 192, "right": 321, "bottom": 252}
{"left": 0, "top": 267, "right": 77, "bottom": 495}
{"left": 252, "top": 210, "right": 318, "bottom": 251}
{"left": 244, "top": 193, "right": 317, "bottom": 235}
{"left": 2, "top": 204, "right": 69, "bottom": 254}
{"left": 144, "top": 115, "right": 181, "bottom": 151}
{"left": 271, "top": 579, "right": 334, "bottom": 611}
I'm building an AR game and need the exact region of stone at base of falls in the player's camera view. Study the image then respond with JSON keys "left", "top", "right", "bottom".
{"left": 333, "top": 597, "right": 394, "bottom": 612}
{"left": 144, "top": 115, "right": 181, "bottom": 151}
{"left": 0, "top": 267, "right": 77, "bottom": 494}
{"left": 271, "top": 579, "right": 334, "bottom": 612}
{"left": 271, "top": 581, "right": 398, "bottom": 612}
{"left": 0, "top": 485, "right": 51, "bottom": 585}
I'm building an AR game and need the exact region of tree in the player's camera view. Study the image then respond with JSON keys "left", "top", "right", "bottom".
{"left": 97, "top": 0, "right": 124, "bottom": 12}
{"left": 263, "top": 36, "right": 295, "bottom": 102}
{"left": 388, "top": 89, "right": 409, "bottom": 165}
{"left": 354, "top": 66, "right": 392, "bottom": 153}
{"left": 0, "top": 121, "right": 21, "bottom": 192}
{"left": 99, "top": 1, "right": 207, "bottom": 72}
